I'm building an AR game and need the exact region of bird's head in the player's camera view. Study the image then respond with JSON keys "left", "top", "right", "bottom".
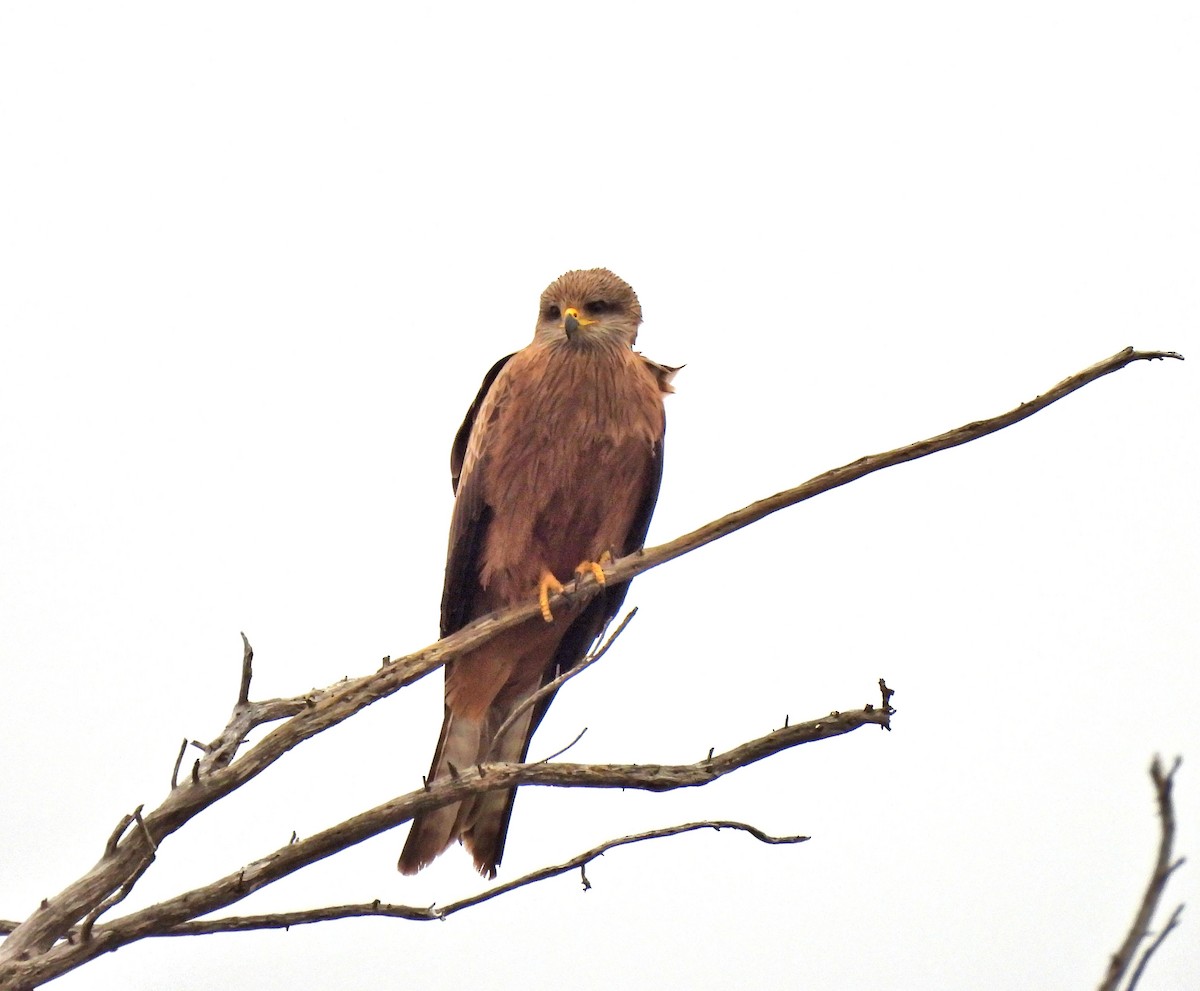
{"left": 535, "top": 268, "right": 643, "bottom": 348}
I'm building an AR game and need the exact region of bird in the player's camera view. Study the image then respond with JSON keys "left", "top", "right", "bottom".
{"left": 398, "top": 268, "right": 677, "bottom": 878}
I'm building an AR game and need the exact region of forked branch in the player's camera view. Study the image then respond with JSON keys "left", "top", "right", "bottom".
{"left": 1098, "top": 756, "right": 1186, "bottom": 991}
{"left": 0, "top": 347, "right": 1182, "bottom": 988}
{"left": 0, "top": 690, "right": 890, "bottom": 986}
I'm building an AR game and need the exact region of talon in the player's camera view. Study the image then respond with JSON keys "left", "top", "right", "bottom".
{"left": 538, "top": 570, "right": 565, "bottom": 623}
{"left": 574, "top": 553, "right": 610, "bottom": 587}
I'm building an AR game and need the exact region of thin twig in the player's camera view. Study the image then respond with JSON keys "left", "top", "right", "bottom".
{"left": 485, "top": 608, "right": 637, "bottom": 761}
{"left": 77, "top": 855, "right": 155, "bottom": 945}
{"left": 406, "top": 819, "right": 809, "bottom": 921}
{"left": 103, "top": 812, "right": 136, "bottom": 858}
{"left": 1098, "top": 756, "right": 1185, "bottom": 991}
{"left": 170, "top": 738, "right": 188, "bottom": 790}
{"left": 133, "top": 809, "right": 158, "bottom": 855}
{"left": 536, "top": 728, "right": 588, "bottom": 764}
{"left": 1125, "top": 904, "right": 1184, "bottom": 991}
{"left": 584, "top": 606, "right": 639, "bottom": 666}
{"left": 237, "top": 632, "right": 254, "bottom": 707}
{"left": 78, "top": 814, "right": 158, "bottom": 944}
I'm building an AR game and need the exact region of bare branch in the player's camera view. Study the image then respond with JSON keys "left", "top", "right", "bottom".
{"left": 155, "top": 820, "right": 807, "bottom": 934}
{"left": 0, "top": 697, "right": 888, "bottom": 985}
{"left": 2, "top": 820, "right": 806, "bottom": 938}
{"left": 600, "top": 349, "right": 1184, "bottom": 607}
{"left": 0, "top": 348, "right": 1180, "bottom": 984}
{"left": 1098, "top": 756, "right": 1186, "bottom": 991}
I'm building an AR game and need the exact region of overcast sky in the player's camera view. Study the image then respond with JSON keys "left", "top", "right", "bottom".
{"left": 1, "top": 3, "right": 1197, "bottom": 989}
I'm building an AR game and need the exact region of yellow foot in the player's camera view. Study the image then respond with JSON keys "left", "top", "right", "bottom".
{"left": 574, "top": 550, "right": 612, "bottom": 588}
{"left": 537, "top": 570, "right": 565, "bottom": 623}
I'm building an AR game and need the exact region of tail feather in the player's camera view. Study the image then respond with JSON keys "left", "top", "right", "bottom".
{"left": 397, "top": 710, "right": 481, "bottom": 875}
{"left": 459, "top": 704, "right": 535, "bottom": 878}
{"left": 400, "top": 611, "right": 589, "bottom": 877}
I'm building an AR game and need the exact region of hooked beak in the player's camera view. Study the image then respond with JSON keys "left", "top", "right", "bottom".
{"left": 562, "top": 306, "right": 595, "bottom": 340}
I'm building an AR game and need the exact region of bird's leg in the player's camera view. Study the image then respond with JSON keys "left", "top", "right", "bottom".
{"left": 574, "top": 550, "right": 612, "bottom": 588}
{"left": 539, "top": 553, "right": 612, "bottom": 623}
{"left": 537, "top": 570, "right": 565, "bottom": 623}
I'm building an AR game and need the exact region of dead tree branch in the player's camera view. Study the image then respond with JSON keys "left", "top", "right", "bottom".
{"left": 0, "top": 693, "right": 889, "bottom": 985}
{"left": 152, "top": 821, "right": 807, "bottom": 933}
{"left": 0, "top": 346, "right": 1181, "bottom": 988}
{"left": 3, "top": 823, "right": 802, "bottom": 937}
{"left": 1098, "top": 756, "right": 1186, "bottom": 991}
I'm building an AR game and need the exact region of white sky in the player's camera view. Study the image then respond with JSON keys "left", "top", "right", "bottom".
{"left": 1, "top": 2, "right": 1197, "bottom": 988}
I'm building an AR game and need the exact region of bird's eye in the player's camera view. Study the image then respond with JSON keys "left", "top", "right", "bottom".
{"left": 585, "top": 300, "right": 610, "bottom": 316}
{"left": 544, "top": 304, "right": 561, "bottom": 321}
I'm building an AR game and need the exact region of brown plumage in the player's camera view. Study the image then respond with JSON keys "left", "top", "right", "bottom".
{"left": 398, "top": 268, "right": 676, "bottom": 878}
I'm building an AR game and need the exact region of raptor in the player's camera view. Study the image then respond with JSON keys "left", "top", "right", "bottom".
{"left": 398, "top": 268, "right": 676, "bottom": 878}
